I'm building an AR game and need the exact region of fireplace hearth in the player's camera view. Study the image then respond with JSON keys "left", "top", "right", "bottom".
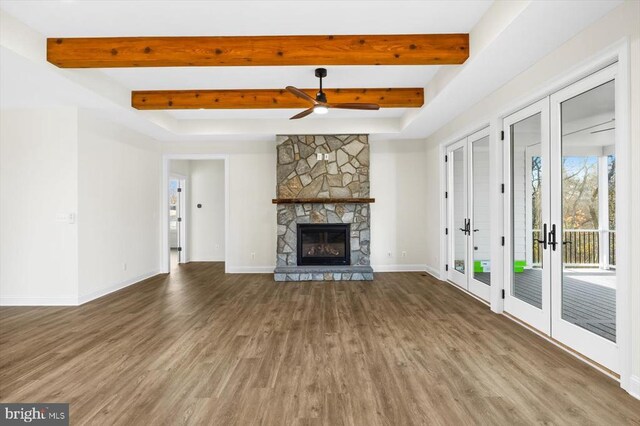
{"left": 297, "top": 224, "right": 350, "bottom": 266}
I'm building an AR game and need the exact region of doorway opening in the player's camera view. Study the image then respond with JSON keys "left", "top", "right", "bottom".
{"left": 164, "top": 157, "right": 228, "bottom": 273}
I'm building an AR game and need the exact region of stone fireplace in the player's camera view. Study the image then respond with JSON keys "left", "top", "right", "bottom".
{"left": 273, "top": 134, "right": 374, "bottom": 281}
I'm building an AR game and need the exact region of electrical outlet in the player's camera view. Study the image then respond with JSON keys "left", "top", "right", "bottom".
{"left": 251, "top": 252, "right": 256, "bottom": 260}
{"left": 122, "top": 262, "right": 127, "bottom": 271}
{"left": 316, "top": 153, "right": 323, "bottom": 161}
{"left": 402, "top": 251, "right": 407, "bottom": 258}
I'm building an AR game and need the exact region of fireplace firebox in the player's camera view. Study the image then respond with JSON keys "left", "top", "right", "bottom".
{"left": 297, "top": 224, "right": 350, "bottom": 266}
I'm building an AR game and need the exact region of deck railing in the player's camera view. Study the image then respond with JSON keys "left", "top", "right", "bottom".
{"left": 532, "top": 229, "right": 615, "bottom": 267}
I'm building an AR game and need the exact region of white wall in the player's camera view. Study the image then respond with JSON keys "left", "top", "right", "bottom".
{"left": 187, "top": 160, "right": 225, "bottom": 262}
{"left": 369, "top": 139, "right": 428, "bottom": 271}
{"left": 77, "top": 110, "right": 161, "bottom": 302}
{"left": 162, "top": 138, "right": 428, "bottom": 273}
{"left": 424, "top": 141, "right": 441, "bottom": 272}
{"left": 0, "top": 108, "right": 79, "bottom": 305}
{"left": 424, "top": 0, "right": 640, "bottom": 390}
{"left": 0, "top": 108, "right": 162, "bottom": 305}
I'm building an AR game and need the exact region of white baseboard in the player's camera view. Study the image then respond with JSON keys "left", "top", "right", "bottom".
{"left": 372, "top": 264, "right": 428, "bottom": 272}
{"left": 227, "top": 265, "right": 435, "bottom": 274}
{"left": 77, "top": 270, "right": 161, "bottom": 305}
{"left": 187, "top": 258, "right": 225, "bottom": 262}
{"left": 0, "top": 296, "right": 78, "bottom": 306}
{"left": 628, "top": 375, "right": 640, "bottom": 400}
{"left": 424, "top": 265, "right": 441, "bottom": 280}
{"left": 226, "top": 266, "right": 275, "bottom": 274}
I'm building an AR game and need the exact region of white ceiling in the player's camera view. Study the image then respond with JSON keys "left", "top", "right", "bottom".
{"left": 165, "top": 108, "right": 409, "bottom": 120}
{"left": 1, "top": 0, "right": 491, "bottom": 130}
{"left": 0, "top": 0, "right": 623, "bottom": 142}
{"left": 104, "top": 64, "right": 439, "bottom": 120}
{"left": 102, "top": 65, "right": 441, "bottom": 91}
{"left": 0, "top": 1, "right": 493, "bottom": 37}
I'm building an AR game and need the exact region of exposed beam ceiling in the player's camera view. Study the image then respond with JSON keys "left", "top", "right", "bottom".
{"left": 132, "top": 88, "right": 423, "bottom": 110}
{"left": 47, "top": 34, "right": 469, "bottom": 68}
{"left": 1, "top": 1, "right": 620, "bottom": 141}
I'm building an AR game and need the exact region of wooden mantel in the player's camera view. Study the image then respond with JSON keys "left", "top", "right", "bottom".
{"left": 272, "top": 198, "right": 375, "bottom": 204}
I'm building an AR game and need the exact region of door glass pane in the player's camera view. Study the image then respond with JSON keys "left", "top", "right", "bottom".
{"left": 472, "top": 136, "right": 491, "bottom": 285}
{"left": 511, "top": 113, "right": 543, "bottom": 308}
{"left": 560, "top": 80, "right": 616, "bottom": 342}
{"left": 452, "top": 147, "right": 466, "bottom": 274}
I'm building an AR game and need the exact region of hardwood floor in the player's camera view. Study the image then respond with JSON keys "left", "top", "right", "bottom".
{"left": 1, "top": 263, "right": 638, "bottom": 425}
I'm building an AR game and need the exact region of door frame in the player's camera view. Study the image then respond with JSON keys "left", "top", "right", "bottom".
{"left": 502, "top": 98, "right": 552, "bottom": 335}
{"left": 549, "top": 63, "right": 619, "bottom": 372}
{"left": 161, "top": 154, "right": 230, "bottom": 273}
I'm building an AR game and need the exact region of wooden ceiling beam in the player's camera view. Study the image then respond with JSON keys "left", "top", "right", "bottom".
{"left": 132, "top": 88, "right": 424, "bottom": 110}
{"left": 47, "top": 34, "right": 468, "bottom": 68}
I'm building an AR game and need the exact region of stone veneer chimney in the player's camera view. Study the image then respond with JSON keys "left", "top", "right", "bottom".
{"left": 274, "top": 135, "right": 374, "bottom": 281}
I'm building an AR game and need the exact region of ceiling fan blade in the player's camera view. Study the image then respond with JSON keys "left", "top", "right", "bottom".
{"left": 286, "top": 86, "right": 318, "bottom": 105}
{"left": 289, "top": 107, "right": 315, "bottom": 120}
{"left": 329, "top": 103, "right": 380, "bottom": 110}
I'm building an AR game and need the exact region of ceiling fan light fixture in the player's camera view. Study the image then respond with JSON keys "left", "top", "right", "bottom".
{"left": 286, "top": 68, "right": 379, "bottom": 120}
{"left": 313, "top": 105, "right": 329, "bottom": 115}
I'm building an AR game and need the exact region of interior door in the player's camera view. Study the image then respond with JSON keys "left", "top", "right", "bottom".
{"left": 446, "top": 139, "right": 468, "bottom": 288}
{"left": 550, "top": 65, "right": 618, "bottom": 372}
{"left": 503, "top": 99, "right": 551, "bottom": 334}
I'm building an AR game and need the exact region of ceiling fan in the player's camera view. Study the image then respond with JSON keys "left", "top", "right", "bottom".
{"left": 286, "top": 68, "right": 380, "bottom": 120}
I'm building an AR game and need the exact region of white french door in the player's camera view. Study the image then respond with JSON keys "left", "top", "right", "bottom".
{"left": 447, "top": 139, "right": 468, "bottom": 289}
{"left": 504, "top": 64, "right": 619, "bottom": 372}
{"left": 446, "top": 128, "right": 491, "bottom": 302}
{"left": 549, "top": 65, "right": 618, "bottom": 371}
{"left": 503, "top": 99, "right": 551, "bottom": 334}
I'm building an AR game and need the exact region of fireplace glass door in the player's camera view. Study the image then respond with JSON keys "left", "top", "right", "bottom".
{"left": 297, "top": 224, "right": 350, "bottom": 266}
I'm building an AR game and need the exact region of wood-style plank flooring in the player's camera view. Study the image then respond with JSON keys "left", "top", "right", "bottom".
{"left": 1, "top": 263, "right": 639, "bottom": 425}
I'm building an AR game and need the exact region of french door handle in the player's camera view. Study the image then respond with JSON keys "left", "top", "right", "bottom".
{"left": 537, "top": 223, "right": 548, "bottom": 249}
{"left": 459, "top": 219, "right": 469, "bottom": 235}
{"left": 548, "top": 224, "right": 558, "bottom": 251}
